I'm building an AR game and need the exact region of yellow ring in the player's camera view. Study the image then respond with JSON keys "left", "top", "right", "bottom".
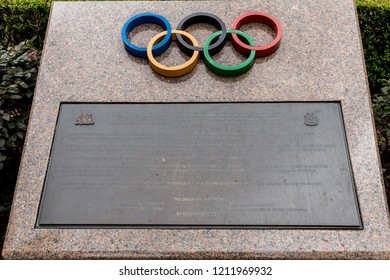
{"left": 147, "top": 30, "right": 200, "bottom": 77}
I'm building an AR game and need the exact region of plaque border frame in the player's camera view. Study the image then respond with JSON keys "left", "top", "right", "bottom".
{"left": 35, "top": 101, "right": 363, "bottom": 230}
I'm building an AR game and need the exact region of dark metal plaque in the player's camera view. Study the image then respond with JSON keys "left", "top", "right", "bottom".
{"left": 37, "top": 103, "right": 362, "bottom": 228}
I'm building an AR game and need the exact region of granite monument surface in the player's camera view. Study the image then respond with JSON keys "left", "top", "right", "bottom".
{"left": 2, "top": 0, "right": 390, "bottom": 259}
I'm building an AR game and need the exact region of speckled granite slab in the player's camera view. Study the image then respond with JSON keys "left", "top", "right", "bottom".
{"left": 2, "top": 0, "right": 390, "bottom": 259}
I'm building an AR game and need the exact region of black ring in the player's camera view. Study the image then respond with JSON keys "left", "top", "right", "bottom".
{"left": 176, "top": 12, "right": 227, "bottom": 57}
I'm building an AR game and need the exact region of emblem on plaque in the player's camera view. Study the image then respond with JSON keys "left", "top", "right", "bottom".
{"left": 75, "top": 114, "right": 95, "bottom": 125}
{"left": 304, "top": 113, "right": 318, "bottom": 126}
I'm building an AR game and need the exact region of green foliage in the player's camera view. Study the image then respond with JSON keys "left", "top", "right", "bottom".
{"left": 357, "top": 0, "right": 390, "bottom": 8}
{"left": 0, "top": 37, "right": 40, "bottom": 172}
{"left": 0, "top": 0, "right": 50, "bottom": 48}
{"left": 357, "top": 0, "right": 390, "bottom": 92}
{"left": 0, "top": 0, "right": 143, "bottom": 48}
{"left": 372, "top": 78, "right": 390, "bottom": 200}
{"left": 373, "top": 78, "right": 390, "bottom": 156}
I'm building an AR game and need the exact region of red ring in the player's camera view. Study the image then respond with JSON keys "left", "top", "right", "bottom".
{"left": 231, "top": 12, "right": 282, "bottom": 57}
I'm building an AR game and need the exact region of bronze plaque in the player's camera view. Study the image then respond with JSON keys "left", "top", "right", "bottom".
{"left": 37, "top": 103, "right": 362, "bottom": 228}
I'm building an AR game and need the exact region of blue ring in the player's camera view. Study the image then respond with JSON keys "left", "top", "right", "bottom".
{"left": 121, "top": 13, "right": 172, "bottom": 58}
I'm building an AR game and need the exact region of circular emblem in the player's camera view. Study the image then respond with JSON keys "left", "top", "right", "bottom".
{"left": 304, "top": 113, "right": 319, "bottom": 126}
{"left": 121, "top": 11, "right": 282, "bottom": 77}
{"left": 203, "top": 30, "right": 256, "bottom": 77}
{"left": 231, "top": 11, "right": 282, "bottom": 57}
{"left": 176, "top": 12, "right": 227, "bottom": 57}
{"left": 147, "top": 30, "right": 200, "bottom": 77}
{"left": 121, "top": 13, "right": 172, "bottom": 58}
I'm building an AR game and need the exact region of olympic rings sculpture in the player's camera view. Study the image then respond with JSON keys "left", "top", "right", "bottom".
{"left": 121, "top": 11, "right": 282, "bottom": 77}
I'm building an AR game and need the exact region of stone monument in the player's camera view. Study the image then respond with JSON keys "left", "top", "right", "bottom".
{"left": 2, "top": 0, "right": 390, "bottom": 259}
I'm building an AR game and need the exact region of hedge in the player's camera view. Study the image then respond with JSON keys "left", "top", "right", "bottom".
{"left": 0, "top": 38, "right": 39, "bottom": 184}
{"left": 0, "top": 0, "right": 139, "bottom": 48}
{"left": 0, "top": 0, "right": 50, "bottom": 48}
{"left": 357, "top": 0, "right": 390, "bottom": 92}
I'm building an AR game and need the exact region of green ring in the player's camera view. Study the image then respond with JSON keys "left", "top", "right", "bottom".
{"left": 203, "top": 29, "right": 256, "bottom": 77}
